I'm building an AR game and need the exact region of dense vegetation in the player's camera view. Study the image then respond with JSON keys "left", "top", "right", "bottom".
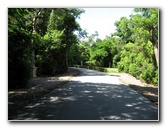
{"left": 8, "top": 8, "right": 158, "bottom": 89}
{"left": 8, "top": 8, "right": 84, "bottom": 89}
{"left": 115, "top": 8, "right": 158, "bottom": 84}
{"left": 69, "top": 8, "right": 158, "bottom": 85}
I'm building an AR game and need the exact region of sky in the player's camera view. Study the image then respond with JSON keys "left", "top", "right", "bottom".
{"left": 77, "top": 8, "right": 135, "bottom": 40}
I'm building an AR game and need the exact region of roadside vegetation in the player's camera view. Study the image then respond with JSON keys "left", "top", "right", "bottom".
{"left": 8, "top": 8, "right": 158, "bottom": 90}
{"left": 71, "top": 8, "right": 158, "bottom": 86}
{"left": 104, "top": 68, "right": 119, "bottom": 73}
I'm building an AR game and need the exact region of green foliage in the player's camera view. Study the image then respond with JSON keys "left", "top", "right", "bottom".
{"left": 118, "top": 38, "right": 157, "bottom": 84}
{"left": 104, "top": 68, "right": 119, "bottom": 73}
{"left": 139, "top": 63, "right": 155, "bottom": 83}
{"left": 87, "top": 37, "right": 123, "bottom": 68}
{"left": 8, "top": 8, "right": 84, "bottom": 89}
{"left": 43, "top": 30, "right": 64, "bottom": 50}
{"left": 112, "top": 54, "right": 120, "bottom": 67}
{"left": 8, "top": 8, "right": 158, "bottom": 89}
{"left": 117, "top": 42, "right": 134, "bottom": 72}
{"left": 68, "top": 44, "right": 80, "bottom": 66}
{"left": 117, "top": 25, "right": 158, "bottom": 84}
{"left": 86, "top": 60, "right": 99, "bottom": 67}
{"left": 153, "top": 69, "right": 158, "bottom": 85}
{"left": 75, "top": 8, "right": 158, "bottom": 85}
{"left": 114, "top": 17, "right": 133, "bottom": 43}
{"left": 115, "top": 8, "right": 159, "bottom": 85}
{"left": 8, "top": 8, "right": 32, "bottom": 89}
{"left": 36, "top": 8, "right": 84, "bottom": 76}
{"left": 129, "top": 64, "right": 139, "bottom": 77}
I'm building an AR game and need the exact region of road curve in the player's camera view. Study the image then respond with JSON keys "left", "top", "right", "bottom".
{"left": 13, "top": 67, "right": 158, "bottom": 121}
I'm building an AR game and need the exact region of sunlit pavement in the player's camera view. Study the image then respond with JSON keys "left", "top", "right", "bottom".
{"left": 11, "top": 67, "right": 158, "bottom": 121}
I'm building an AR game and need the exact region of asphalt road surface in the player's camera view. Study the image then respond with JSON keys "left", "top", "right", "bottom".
{"left": 12, "top": 67, "right": 158, "bottom": 121}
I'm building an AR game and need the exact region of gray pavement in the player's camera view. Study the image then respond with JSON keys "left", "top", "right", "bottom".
{"left": 13, "top": 67, "right": 158, "bottom": 120}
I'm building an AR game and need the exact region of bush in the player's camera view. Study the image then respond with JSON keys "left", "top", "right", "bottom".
{"left": 113, "top": 54, "right": 120, "bottom": 68}
{"left": 129, "top": 63, "right": 140, "bottom": 77}
{"left": 153, "top": 69, "right": 158, "bottom": 85}
{"left": 94, "top": 67, "right": 106, "bottom": 72}
{"left": 36, "top": 51, "right": 67, "bottom": 76}
{"left": 85, "top": 59, "right": 102, "bottom": 67}
{"left": 140, "top": 63, "right": 156, "bottom": 83}
{"left": 118, "top": 41, "right": 158, "bottom": 85}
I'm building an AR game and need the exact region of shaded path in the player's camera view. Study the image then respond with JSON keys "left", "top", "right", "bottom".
{"left": 10, "top": 68, "right": 158, "bottom": 120}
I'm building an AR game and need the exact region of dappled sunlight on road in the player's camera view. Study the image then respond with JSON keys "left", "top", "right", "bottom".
{"left": 10, "top": 68, "right": 158, "bottom": 120}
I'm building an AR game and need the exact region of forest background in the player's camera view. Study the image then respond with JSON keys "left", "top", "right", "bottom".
{"left": 8, "top": 8, "right": 158, "bottom": 89}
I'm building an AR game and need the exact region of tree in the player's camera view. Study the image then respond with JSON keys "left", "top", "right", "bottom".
{"left": 116, "top": 8, "right": 158, "bottom": 84}
{"left": 30, "top": 9, "right": 43, "bottom": 77}
{"left": 114, "top": 17, "right": 133, "bottom": 43}
{"left": 35, "top": 8, "right": 84, "bottom": 75}
{"left": 118, "top": 40, "right": 157, "bottom": 84}
{"left": 8, "top": 8, "right": 32, "bottom": 88}
{"left": 8, "top": 8, "right": 85, "bottom": 88}
{"left": 133, "top": 8, "right": 158, "bottom": 67}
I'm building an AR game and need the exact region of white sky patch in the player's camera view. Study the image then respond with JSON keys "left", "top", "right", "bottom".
{"left": 77, "top": 8, "right": 135, "bottom": 40}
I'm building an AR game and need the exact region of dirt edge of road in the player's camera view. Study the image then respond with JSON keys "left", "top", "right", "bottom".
{"left": 8, "top": 68, "right": 81, "bottom": 106}
{"left": 116, "top": 73, "right": 158, "bottom": 106}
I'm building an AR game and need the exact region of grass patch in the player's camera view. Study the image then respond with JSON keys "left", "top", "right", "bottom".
{"left": 104, "top": 68, "right": 119, "bottom": 73}
{"left": 75, "top": 65, "right": 119, "bottom": 73}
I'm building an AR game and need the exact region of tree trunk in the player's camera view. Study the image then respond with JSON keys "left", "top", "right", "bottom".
{"left": 109, "top": 62, "right": 111, "bottom": 68}
{"left": 31, "top": 16, "right": 37, "bottom": 77}
{"left": 31, "top": 9, "right": 42, "bottom": 77}
{"left": 81, "top": 60, "right": 83, "bottom": 66}
{"left": 154, "top": 44, "right": 159, "bottom": 67}
{"left": 31, "top": 50, "right": 37, "bottom": 77}
{"left": 66, "top": 48, "right": 69, "bottom": 73}
{"left": 150, "top": 28, "right": 158, "bottom": 67}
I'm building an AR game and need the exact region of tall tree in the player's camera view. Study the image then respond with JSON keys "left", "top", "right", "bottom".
{"left": 35, "top": 8, "right": 84, "bottom": 75}
{"left": 59, "top": 8, "right": 84, "bottom": 69}
{"left": 30, "top": 9, "right": 43, "bottom": 77}
{"left": 115, "top": 8, "right": 158, "bottom": 84}
{"left": 133, "top": 8, "right": 158, "bottom": 66}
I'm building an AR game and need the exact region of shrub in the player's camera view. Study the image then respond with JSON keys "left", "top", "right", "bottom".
{"left": 140, "top": 63, "right": 155, "bottom": 83}
{"left": 112, "top": 54, "right": 120, "bottom": 68}
{"left": 118, "top": 41, "right": 158, "bottom": 85}
{"left": 129, "top": 63, "right": 140, "bottom": 77}
{"left": 153, "top": 69, "right": 158, "bottom": 85}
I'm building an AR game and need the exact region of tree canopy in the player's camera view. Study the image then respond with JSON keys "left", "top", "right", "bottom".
{"left": 72, "top": 8, "right": 158, "bottom": 85}
{"left": 8, "top": 8, "right": 84, "bottom": 89}
{"left": 8, "top": 8, "right": 158, "bottom": 89}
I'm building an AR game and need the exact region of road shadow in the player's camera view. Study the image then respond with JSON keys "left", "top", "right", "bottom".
{"left": 78, "top": 68, "right": 109, "bottom": 76}
{"left": 109, "top": 74, "right": 120, "bottom": 77}
{"left": 128, "top": 84, "right": 158, "bottom": 105}
{"left": 76, "top": 68, "right": 120, "bottom": 77}
{"left": 9, "top": 79, "right": 158, "bottom": 121}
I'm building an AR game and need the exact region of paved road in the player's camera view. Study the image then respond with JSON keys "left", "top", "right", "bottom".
{"left": 13, "top": 68, "right": 158, "bottom": 120}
